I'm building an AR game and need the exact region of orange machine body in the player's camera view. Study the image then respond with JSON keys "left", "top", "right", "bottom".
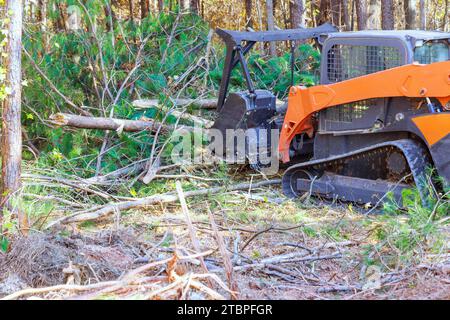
{"left": 279, "top": 60, "right": 450, "bottom": 162}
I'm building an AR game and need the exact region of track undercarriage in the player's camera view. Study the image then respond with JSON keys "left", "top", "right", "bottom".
{"left": 282, "top": 139, "right": 434, "bottom": 206}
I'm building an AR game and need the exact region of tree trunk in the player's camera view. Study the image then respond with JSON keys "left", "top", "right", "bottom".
{"left": 2, "top": 0, "right": 27, "bottom": 233}
{"left": 330, "top": 0, "right": 341, "bottom": 27}
{"left": 190, "top": 0, "right": 199, "bottom": 14}
{"left": 141, "top": 0, "right": 150, "bottom": 19}
{"left": 290, "top": 0, "right": 305, "bottom": 29}
{"left": 179, "top": 0, "right": 186, "bottom": 10}
{"left": 404, "top": 0, "right": 417, "bottom": 29}
{"left": 158, "top": 0, "right": 164, "bottom": 12}
{"left": 355, "top": 0, "right": 367, "bottom": 30}
{"left": 381, "top": 0, "right": 394, "bottom": 29}
{"left": 245, "top": 0, "right": 253, "bottom": 28}
{"left": 266, "top": 0, "right": 276, "bottom": 56}
{"left": 55, "top": 2, "right": 66, "bottom": 31}
{"left": 342, "top": 0, "right": 350, "bottom": 30}
{"left": 37, "top": 0, "right": 46, "bottom": 24}
{"left": 444, "top": 0, "right": 449, "bottom": 31}
{"left": 419, "top": 0, "right": 426, "bottom": 29}
{"left": 367, "top": 0, "right": 380, "bottom": 29}
{"left": 317, "top": 0, "right": 330, "bottom": 26}
{"left": 129, "top": 0, "right": 135, "bottom": 24}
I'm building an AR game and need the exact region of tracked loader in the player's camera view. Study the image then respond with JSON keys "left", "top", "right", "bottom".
{"left": 212, "top": 23, "right": 450, "bottom": 206}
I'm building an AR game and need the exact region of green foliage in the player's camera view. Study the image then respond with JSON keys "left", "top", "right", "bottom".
{"left": 0, "top": 235, "right": 8, "bottom": 253}
{"left": 22, "top": 5, "right": 320, "bottom": 179}
{"left": 366, "top": 185, "right": 449, "bottom": 267}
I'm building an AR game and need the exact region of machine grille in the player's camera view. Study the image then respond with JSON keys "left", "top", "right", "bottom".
{"left": 327, "top": 45, "right": 402, "bottom": 82}
{"left": 327, "top": 99, "right": 376, "bottom": 123}
{"left": 325, "top": 45, "right": 401, "bottom": 124}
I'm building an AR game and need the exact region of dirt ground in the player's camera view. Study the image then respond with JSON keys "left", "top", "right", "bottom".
{"left": 0, "top": 184, "right": 448, "bottom": 300}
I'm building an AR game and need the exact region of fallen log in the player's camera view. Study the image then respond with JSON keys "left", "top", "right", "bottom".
{"left": 133, "top": 99, "right": 214, "bottom": 127}
{"left": 133, "top": 98, "right": 287, "bottom": 111}
{"left": 49, "top": 113, "right": 175, "bottom": 133}
{"left": 46, "top": 179, "right": 281, "bottom": 227}
{"left": 133, "top": 98, "right": 217, "bottom": 110}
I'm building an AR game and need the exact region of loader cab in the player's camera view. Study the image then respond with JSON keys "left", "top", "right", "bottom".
{"left": 316, "top": 31, "right": 450, "bottom": 136}
{"left": 319, "top": 30, "right": 450, "bottom": 84}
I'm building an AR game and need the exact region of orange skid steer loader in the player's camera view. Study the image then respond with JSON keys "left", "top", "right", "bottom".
{"left": 212, "top": 24, "right": 450, "bottom": 206}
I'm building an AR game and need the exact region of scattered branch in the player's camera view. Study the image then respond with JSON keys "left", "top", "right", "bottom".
{"left": 46, "top": 179, "right": 281, "bottom": 227}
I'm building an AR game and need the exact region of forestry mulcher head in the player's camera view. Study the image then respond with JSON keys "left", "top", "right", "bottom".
{"left": 213, "top": 25, "right": 450, "bottom": 207}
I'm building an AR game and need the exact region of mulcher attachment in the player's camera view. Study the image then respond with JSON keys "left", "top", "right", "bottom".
{"left": 210, "top": 90, "right": 279, "bottom": 165}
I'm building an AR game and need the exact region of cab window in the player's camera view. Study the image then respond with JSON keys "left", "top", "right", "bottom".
{"left": 414, "top": 41, "right": 449, "bottom": 64}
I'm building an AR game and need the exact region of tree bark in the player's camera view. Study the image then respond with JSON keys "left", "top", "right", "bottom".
{"left": 367, "top": 0, "right": 380, "bottom": 29}
{"left": 133, "top": 98, "right": 218, "bottom": 109}
{"left": 245, "top": 0, "right": 253, "bottom": 28}
{"left": 158, "top": 0, "right": 164, "bottom": 12}
{"left": 381, "top": 0, "right": 395, "bottom": 29}
{"left": 141, "top": 0, "right": 150, "bottom": 19}
{"left": 317, "top": 0, "right": 330, "bottom": 26}
{"left": 49, "top": 113, "right": 175, "bottom": 133}
{"left": 404, "top": 0, "right": 417, "bottom": 29}
{"left": 342, "top": 0, "right": 350, "bottom": 30}
{"left": 444, "top": 0, "right": 449, "bottom": 31}
{"left": 330, "top": 0, "right": 341, "bottom": 27}
{"left": 55, "top": 2, "right": 67, "bottom": 31}
{"left": 129, "top": 0, "right": 135, "bottom": 24}
{"left": 419, "top": 0, "right": 426, "bottom": 29}
{"left": 190, "top": 0, "right": 199, "bottom": 14}
{"left": 266, "top": 0, "right": 276, "bottom": 56}
{"left": 2, "top": 0, "right": 27, "bottom": 233}
{"left": 290, "top": 0, "right": 305, "bottom": 29}
{"left": 355, "top": 0, "right": 367, "bottom": 30}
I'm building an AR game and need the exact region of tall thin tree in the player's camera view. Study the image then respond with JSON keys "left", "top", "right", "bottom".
{"left": 266, "top": 0, "right": 276, "bottom": 56}
{"left": 330, "top": 0, "right": 341, "bottom": 27}
{"left": 404, "top": 0, "right": 417, "bottom": 29}
{"left": 290, "top": 0, "right": 305, "bottom": 29}
{"left": 342, "top": 0, "right": 350, "bottom": 30}
{"left": 1, "top": 0, "right": 27, "bottom": 233}
{"left": 129, "top": 0, "right": 135, "bottom": 24}
{"left": 317, "top": 0, "right": 330, "bottom": 26}
{"left": 141, "top": 0, "right": 150, "bottom": 19}
{"left": 381, "top": 0, "right": 395, "bottom": 29}
{"left": 367, "top": 0, "right": 380, "bottom": 29}
{"left": 419, "top": 0, "right": 426, "bottom": 29}
{"left": 245, "top": 0, "right": 253, "bottom": 28}
{"left": 190, "top": 0, "right": 199, "bottom": 14}
{"left": 158, "top": 0, "right": 164, "bottom": 12}
{"left": 444, "top": 0, "right": 449, "bottom": 31}
{"left": 355, "top": 0, "right": 367, "bottom": 30}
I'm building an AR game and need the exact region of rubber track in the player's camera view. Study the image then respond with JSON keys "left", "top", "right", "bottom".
{"left": 282, "top": 139, "right": 433, "bottom": 204}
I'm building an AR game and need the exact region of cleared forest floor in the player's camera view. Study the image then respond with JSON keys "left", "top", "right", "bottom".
{"left": 0, "top": 168, "right": 448, "bottom": 300}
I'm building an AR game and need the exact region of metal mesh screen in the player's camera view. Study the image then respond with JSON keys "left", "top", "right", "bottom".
{"left": 327, "top": 45, "right": 402, "bottom": 82}
{"left": 327, "top": 99, "right": 376, "bottom": 122}
{"left": 324, "top": 45, "right": 401, "bottom": 123}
